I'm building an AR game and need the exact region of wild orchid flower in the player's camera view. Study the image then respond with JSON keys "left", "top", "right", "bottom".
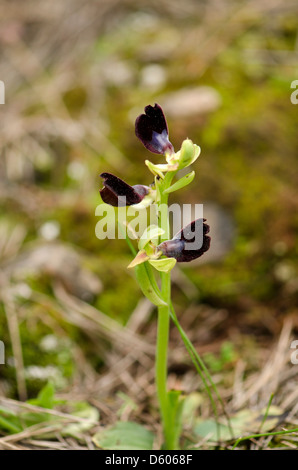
{"left": 158, "top": 219, "right": 211, "bottom": 262}
{"left": 99, "top": 172, "right": 150, "bottom": 207}
{"left": 135, "top": 103, "right": 174, "bottom": 156}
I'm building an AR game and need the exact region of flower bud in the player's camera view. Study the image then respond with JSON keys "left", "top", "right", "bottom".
{"left": 176, "top": 139, "right": 201, "bottom": 169}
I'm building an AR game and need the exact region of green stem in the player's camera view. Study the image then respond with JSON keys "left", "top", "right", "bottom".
{"left": 155, "top": 172, "right": 176, "bottom": 449}
{"left": 156, "top": 276, "right": 171, "bottom": 446}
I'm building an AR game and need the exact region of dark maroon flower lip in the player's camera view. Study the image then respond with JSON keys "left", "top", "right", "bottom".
{"left": 100, "top": 172, "right": 149, "bottom": 207}
{"left": 157, "top": 219, "right": 210, "bottom": 262}
{"left": 135, "top": 103, "right": 174, "bottom": 155}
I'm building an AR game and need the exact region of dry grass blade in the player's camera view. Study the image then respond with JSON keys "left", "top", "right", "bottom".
{"left": 1, "top": 281, "right": 27, "bottom": 400}
{"left": 234, "top": 320, "right": 294, "bottom": 408}
{"left": 0, "top": 397, "right": 97, "bottom": 423}
{"left": 53, "top": 282, "right": 155, "bottom": 355}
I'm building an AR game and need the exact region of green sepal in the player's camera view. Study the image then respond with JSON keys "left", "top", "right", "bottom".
{"left": 154, "top": 163, "right": 179, "bottom": 172}
{"left": 145, "top": 160, "right": 165, "bottom": 179}
{"left": 149, "top": 257, "right": 176, "bottom": 273}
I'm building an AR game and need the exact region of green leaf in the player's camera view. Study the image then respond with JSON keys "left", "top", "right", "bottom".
{"left": 21, "top": 410, "right": 57, "bottom": 429}
{"left": 138, "top": 225, "right": 165, "bottom": 250}
{"left": 93, "top": 421, "right": 154, "bottom": 450}
{"left": 165, "top": 390, "right": 185, "bottom": 449}
{"left": 0, "top": 408, "right": 23, "bottom": 434}
{"left": 164, "top": 171, "right": 195, "bottom": 194}
{"left": 0, "top": 406, "right": 20, "bottom": 418}
{"left": 27, "top": 382, "right": 56, "bottom": 409}
{"left": 149, "top": 257, "right": 177, "bottom": 273}
{"left": 194, "top": 406, "right": 285, "bottom": 442}
{"left": 25, "top": 382, "right": 64, "bottom": 428}
{"left": 63, "top": 402, "right": 99, "bottom": 438}
{"left": 182, "top": 392, "right": 204, "bottom": 428}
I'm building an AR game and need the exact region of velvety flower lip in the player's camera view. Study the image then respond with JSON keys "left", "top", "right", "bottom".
{"left": 158, "top": 219, "right": 210, "bottom": 262}
{"left": 135, "top": 103, "right": 174, "bottom": 155}
{"left": 100, "top": 172, "right": 149, "bottom": 207}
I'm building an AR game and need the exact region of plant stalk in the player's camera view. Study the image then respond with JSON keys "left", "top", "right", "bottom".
{"left": 155, "top": 172, "right": 176, "bottom": 449}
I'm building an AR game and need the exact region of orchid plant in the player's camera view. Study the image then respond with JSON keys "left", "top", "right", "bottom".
{"left": 99, "top": 104, "right": 211, "bottom": 450}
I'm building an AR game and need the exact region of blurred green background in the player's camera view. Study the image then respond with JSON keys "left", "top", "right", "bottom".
{"left": 0, "top": 0, "right": 297, "bottom": 405}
